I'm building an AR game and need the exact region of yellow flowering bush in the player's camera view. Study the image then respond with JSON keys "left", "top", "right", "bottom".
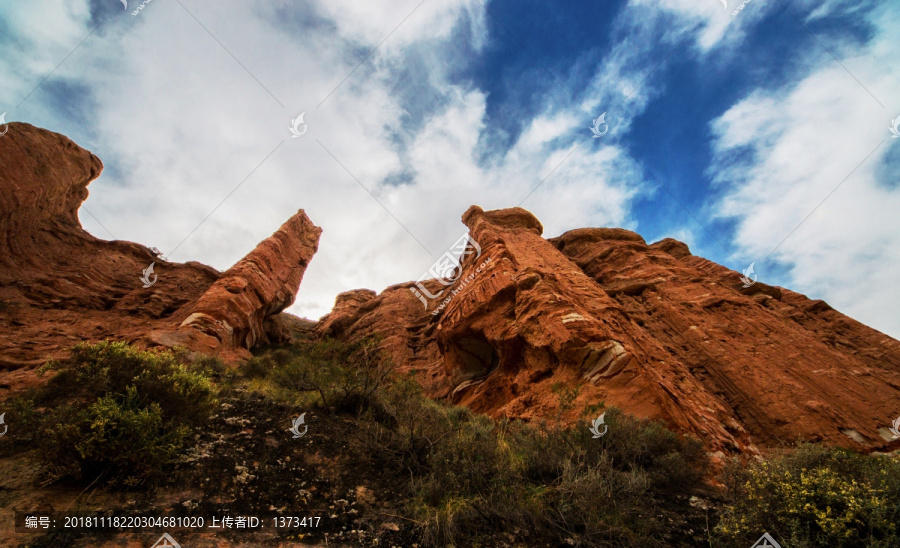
{"left": 715, "top": 444, "right": 900, "bottom": 547}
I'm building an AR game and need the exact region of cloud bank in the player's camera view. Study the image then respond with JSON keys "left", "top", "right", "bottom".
{"left": 1, "top": 0, "right": 897, "bottom": 338}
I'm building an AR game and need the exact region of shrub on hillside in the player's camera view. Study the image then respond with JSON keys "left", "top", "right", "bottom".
{"left": 369, "top": 400, "right": 698, "bottom": 546}
{"left": 715, "top": 444, "right": 900, "bottom": 547}
{"left": 42, "top": 341, "right": 216, "bottom": 425}
{"left": 31, "top": 342, "right": 216, "bottom": 486}
{"left": 43, "top": 392, "right": 188, "bottom": 487}
{"left": 252, "top": 340, "right": 707, "bottom": 546}
{"left": 258, "top": 337, "right": 393, "bottom": 414}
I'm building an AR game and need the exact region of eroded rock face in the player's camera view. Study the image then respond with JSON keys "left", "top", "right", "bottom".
{"left": 4, "top": 122, "right": 899, "bottom": 457}
{"left": 550, "top": 226, "right": 900, "bottom": 453}
{"left": 149, "top": 210, "right": 321, "bottom": 358}
{"left": 320, "top": 205, "right": 900, "bottom": 456}
{"left": 316, "top": 284, "right": 450, "bottom": 395}
{"left": 0, "top": 123, "right": 320, "bottom": 383}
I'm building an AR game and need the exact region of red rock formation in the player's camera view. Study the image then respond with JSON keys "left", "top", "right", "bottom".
{"left": 149, "top": 212, "right": 321, "bottom": 359}
{"left": 551, "top": 225, "right": 900, "bottom": 453}
{"left": 4, "top": 122, "right": 899, "bottom": 457}
{"left": 318, "top": 205, "right": 900, "bottom": 456}
{"left": 0, "top": 123, "right": 320, "bottom": 387}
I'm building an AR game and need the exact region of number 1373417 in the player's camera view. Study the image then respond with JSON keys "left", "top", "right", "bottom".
{"left": 272, "top": 516, "right": 321, "bottom": 528}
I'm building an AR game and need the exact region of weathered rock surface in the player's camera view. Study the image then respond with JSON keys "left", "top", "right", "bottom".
{"left": 4, "top": 122, "right": 899, "bottom": 457}
{"left": 0, "top": 123, "right": 320, "bottom": 386}
{"left": 149, "top": 211, "right": 321, "bottom": 358}
{"left": 318, "top": 205, "right": 900, "bottom": 455}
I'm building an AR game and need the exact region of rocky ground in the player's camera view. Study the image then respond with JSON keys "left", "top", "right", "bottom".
{"left": 2, "top": 389, "right": 413, "bottom": 547}
{"left": 1, "top": 380, "right": 719, "bottom": 547}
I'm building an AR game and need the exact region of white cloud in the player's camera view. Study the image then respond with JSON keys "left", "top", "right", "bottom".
{"left": 0, "top": 0, "right": 92, "bottom": 90}
{"left": 1, "top": 0, "right": 650, "bottom": 322}
{"left": 316, "top": 0, "right": 485, "bottom": 51}
{"left": 630, "top": 0, "right": 772, "bottom": 55}
{"left": 6, "top": 0, "right": 894, "bottom": 342}
{"left": 708, "top": 4, "right": 900, "bottom": 337}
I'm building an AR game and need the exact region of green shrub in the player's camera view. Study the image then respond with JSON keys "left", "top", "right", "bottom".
{"left": 597, "top": 408, "right": 708, "bottom": 492}
{"left": 43, "top": 341, "right": 216, "bottom": 424}
{"left": 385, "top": 403, "right": 693, "bottom": 546}
{"left": 248, "top": 340, "right": 708, "bottom": 546}
{"left": 188, "top": 354, "right": 227, "bottom": 378}
{"left": 715, "top": 444, "right": 900, "bottom": 547}
{"left": 555, "top": 456, "right": 654, "bottom": 543}
{"left": 0, "top": 396, "right": 41, "bottom": 451}
{"left": 29, "top": 341, "right": 216, "bottom": 487}
{"left": 351, "top": 377, "right": 704, "bottom": 546}
{"left": 263, "top": 337, "right": 393, "bottom": 414}
{"left": 239, "top": 355, "right": 272, "bottom": 379}
{"left": 43, "top": 389, "right": 189, "bottom": 486}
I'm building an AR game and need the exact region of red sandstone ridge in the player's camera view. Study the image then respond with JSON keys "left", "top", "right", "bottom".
{"left": 0, "top": 122, "right": 320, "bottom": 387}
{"left": 149, "top": 212, "right": 321, "bottom": 358}
{"left": 4, "top": 122, "right": 900, "bottom": 458}
{"left": 318, "top": 205, "right": 900, "bottom": 456}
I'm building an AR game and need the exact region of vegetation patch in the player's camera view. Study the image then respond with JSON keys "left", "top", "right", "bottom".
{"left": 255, "top": 338, "right": 711, "bottom": 547}
{"left": 715, "top": 444, "right": 900, "bottom": 547}
{"left": 4, "top": 338, "right": 899, "bottom": 547}
{"left": 8, "top": 341, "right": 216, "bottom": 487}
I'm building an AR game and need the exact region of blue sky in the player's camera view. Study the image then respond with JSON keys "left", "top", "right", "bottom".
{"left": 1, "top": 0, "right": 898, "bottom": 338}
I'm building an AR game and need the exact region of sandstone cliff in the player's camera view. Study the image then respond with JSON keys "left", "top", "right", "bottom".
{"left": 4, "top": 122, "right": 899, "bottom": 458}
{"left": 318, "top": 206, "right": 900, "bottom": 456}
{"left": 0, "top": 123, "right": 320, "bottom": 391}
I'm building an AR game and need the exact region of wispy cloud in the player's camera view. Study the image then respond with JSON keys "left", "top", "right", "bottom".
{"left": 1, "top": 0, "right": 897, "bottom": 340}
{"left": 708, "top": 1, "right": 900, "bottom": 336}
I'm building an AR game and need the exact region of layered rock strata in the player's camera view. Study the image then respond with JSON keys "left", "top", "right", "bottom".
{"left": 4, "top": 122, "right": 899, "bottom": 457}
{"left": 0, "top": 123, "right": 320, "bottom": 384}
{"left": 318, "top": 206, "right": 900, "bottom": 455}
{"left": 149, "top": 212, "right": 321, "bottom": 358}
